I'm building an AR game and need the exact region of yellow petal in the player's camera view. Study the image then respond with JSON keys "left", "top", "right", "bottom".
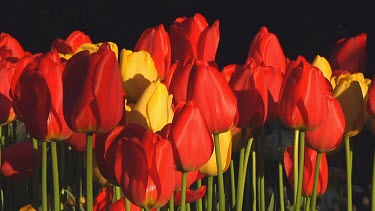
{"left": 199, "top": 130, "right": 232, "bottom": 176}
{"left": 147, "top": 81, "right": 170, "bottom": 132}
{"left": 312, "top": 55, "right": 332, "bottom": 80}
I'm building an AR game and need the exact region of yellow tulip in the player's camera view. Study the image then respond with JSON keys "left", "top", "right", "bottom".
{"left": 59, "top": 42, "right": 119, "bottom": 60}
{"left": 19, "top": 204, "right": 36, "bottom": 211}
{"left": 332, "top": 74, "right": 370, "bottom": 137}
{"left": 120, "top": 49, "right": 158, "bottom": 103}
{"left": 126, "top": 80, "right": 173, "bottom": 133}
{"left": 199, "top": 130, "right": 232, "bottom": 176}
{"left": 312, "top": 55, "right": 332, "bottom": 80}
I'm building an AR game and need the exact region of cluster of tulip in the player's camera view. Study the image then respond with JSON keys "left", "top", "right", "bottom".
{"left": 0, "top": 12, "right": 374, "bottom": 211}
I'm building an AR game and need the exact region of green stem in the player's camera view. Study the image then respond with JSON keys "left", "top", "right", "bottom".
{"left": 230, "top": 160, "right": 236, "bottom": 209}
{"left": 125, "top": 197, "right": 131, "bottom": 211}
{"left": 252, "top": 144, "right": 257, "bottom": 211}
{"left": 186, "top": 203, "right": 191, "bottom": 211}
{"left": 371, "top": 150, "right": 375, "bottom": 211}
{"left": 51, "top": 142, "right": 60, "bottom": 211}
{"left": 236, "top": 132, "right": 245, "bottom": 211}
{"left": 169, "top": 192, "right": 174, "bottom": 211}
{"left": 214, "top": 134, "right": 225, "bottom": 211}
{"left": 278, "top": 129, "right": 285, "bottom": 211}
{"left": 42, "top": 142, "right": 48, "bottom": 211}
{"left": 310, "top": 152, "right": 322, "bottom": 211}
{"left": 196, "top": 179, "right": 203, "bottom": 211}
{"left": 207, "top": 176, "right": 213, "bottom": 211}
{"left": 86, "top": 133, "right": 93, "bottom": 211}
{"left": 344, "top": 135, "right": 352, "bottom": 211}
{"left": 31, "top": 138, "right": 40, "bottom": 209}
{"left": 114, "top": 186, "right": 121, "bottom": 201}
{"left": 259, "top": 127, "right": 266, "bottom": 211}
{"left": 180, "top": 172, "right": 187, "bottom": 211}
{"left": 295, "top": 131, "right": 305, "bottom": 211}
{"left": 305, "top": 197, "right": 311, "bottom": 211}
{"left": 293, "top": 130, "right": 300, "bottom": 204}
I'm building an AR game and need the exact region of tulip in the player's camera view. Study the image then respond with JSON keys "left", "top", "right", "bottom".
{"left": 199, "top": 130, "right": 232, "bottom": 176}
{"left": 0, "top": 32, "right": 29, "bottom": 59}
{"left": 222, "top": 58, "right": 268, "bottom": 128}
{"left": 117, "top": 124, "right": 175, "bottom": 209}
{"left": 63, "top": 42, "right": 124, "bottom": 134}
{"left": 0, "top": 59, "right": 17, "bottom": 124}
{"left": 187, "top": 60, "right": 237, "bottom": 134}
{"left": 247, "top": 26, "right": 287, "bottom": 75}
{"left": 367, "top": 75, "right": 375, "bottom": 118}
{"left": 174, "top": 186, "right": 207, "bottom": 206}
{"left": 126, "top": 80, "right": 173, "bottom": 133}
{"left": 332, "top": 72, "right": 370, "bottom": 137}
{"left": 12, "top": 50, "right": 72, "bottom": 141}
{"left": 119, "top": 49, "right": 158, "bottom": 103}
{"left": 168, "top": 101, "right": 214, "bottom": 172}
{"left": 262, "top": 64, "right": 284, "bottom": 121}
{"left": 329, "top": 32, "right": 367, "bottom": 73}
{"left": 170, "top": 13, "right": 219, "bottom": 62}
{"left": 51, "top": 30, "right": 92, "bottom": 55}
{"left": 134, "top": 24, "right": 171, "bottom": 81}
{"left": 312, "top": 55, "right": 332, "bottom": 81}
{"left": 1, "top": 142, "right": 41, "bottom": 180}
{"left": 284, "top": 146, "right": 328, "bottom": 197}
{"left": 19, "top": 204, "right": 36, "bottom": 211}
{"left": 305, "top": 95, "right": 345, "bottom": 152}
{"left": 279, "top": 57, "right": 329, "bottom": 131}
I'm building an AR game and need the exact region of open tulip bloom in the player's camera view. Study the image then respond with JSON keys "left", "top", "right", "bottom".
{"left": 0, "top": 13, "right": 374, "bottom": 211}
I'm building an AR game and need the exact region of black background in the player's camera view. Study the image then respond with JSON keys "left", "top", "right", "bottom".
{"left": 1, "top": 1, "right": 374, "bottom": 76}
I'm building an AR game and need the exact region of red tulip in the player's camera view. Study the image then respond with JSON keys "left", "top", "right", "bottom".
{"left": 222, "top": 58, "right": 268, "bottom": 128}
{"left": 0, "top": 33, "right": 29, "bottom": 60}
{"left": 174, "top": 186, "right": 207, "bottom": 206}
{"left": 329, "top": 32, "right": 367, "bottom": 73}
{"left": 168, "top": 101, "right": 214, "bottom": 172}
{"left": 284, "top": 146, "right": 328, "bottom": 196}
{"left": 13, "top": 51, "right": 72, "bottom": 141}
{"left": 247, "top": 26, "right": 287, "bottom": 75}
{"left": 170, "top": 13, "right": 219, "bottom": 62}
{"left": 51, "top": 30, "right": 92, "bottom": 54}
{"left": 262, "top": 64, "right": 284, "bottom": 121}
{"left": 187, "top": 60, "right": 237, "bottom": 134}
{"left": 279, "top": 57, "right": 329, "bottom": 131}
{"left": 0, "top": 59, "right": 17, "bottom": 124}
{"left": 1, "top": 142, "right": 41, "bottom": 180}
{"left": 134, "top": 24, "right": 171, "bottom": 81}
{"left": 93, "top": 187, "right": 146, "bottom": 211}
{"left": 106, "top": 124, "right": 175, "bottom": 209}
{"left": 63, "top": 43, "right": 124, "bottom": 133}
{"left": 305, "top": 95, "right": 345, "bottom": 152}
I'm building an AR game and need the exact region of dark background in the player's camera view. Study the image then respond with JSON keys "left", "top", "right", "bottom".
{"left": 1, "top": 1, "right": 374, "bottom": 76}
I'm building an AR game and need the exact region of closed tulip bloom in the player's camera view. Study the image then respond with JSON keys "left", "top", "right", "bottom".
{"left": 262, "top": 64, "right": 284, "bottom": 121}
{"left": 59, "top": 41, "right": 119, "bottom": 61}
{"left": 284, "top": 146, "right": 328, "bottom": 197}
{"left": 135, "top": 24, "right": 171, "bottom": 81}
{"left": 332, "top": 73, "right": 369, "bottom": 137}
{"left": 312, "top": 55, "right": 332, "bottom": 81}
{"left": 247, "top": 26, "right": 287, "bottom": 74}
{"left": 279, "top": 58, "right": 329, "bottom": 131}
{"left": 187, "top": 60, "right": 237, "bottom": 134}
{"left": 329, "top": 33, "right": 367, "bottom": 73}
{"left": 0, "top": 33, "right": 28, "bottom": 59}
{"left": 367, "top": 76, "right": 375, "bottom": 117}
{"left": 63, "top": 43, "right": 124, "bottom": 134}
{"left": 127, "top": 80, "right": 174, "bottom": 133}
{"left": 1, "top": 142, "right": 41, "bottom": 180}
{"left": 305, "top": 95, "right": 345, "bottom": 152}
{"left": 51, "top": 30, "right": 92, "bottom": 55}
{"left": 119, "top": 125, "right": 175, "bottom": 208}
{"left": 222, "top": 58, "right": 268, "bottom": 128}
{"left": 168, "top": 101, "right": 214, "bottom": 172}
{"left": 0, "top": 59, "right": 17, "bottom": 124}
{"left": 170, "top": 13, "right": 219, "bottom": 62}
{"left": 13, "top": 51, "right": 72, "bottom": 141}
{"left": 199, "top": 130, "right": 232, "bottom": 176}
{"left": 120, "top": 49, "right": 158, "bottom": 103}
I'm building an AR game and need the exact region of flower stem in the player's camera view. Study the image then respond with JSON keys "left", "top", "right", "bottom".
{"left": 310, "top": 151, "right": 322, "bottom": 211}
{"left": 196, "top": 179, "right": 203, "bottom": 211}
{"left": 236, "top": 130, "right": 245, "bottom": 211}
{"left": 214, "top": 134, "right": 225, "bottom": 211}
{"left": 125, "top": 197, "right": 131, "bottom": 211}
{"left": 207, "top": 176, "right": 213, "bottom": 211}
{"left": 180, "top": 172, "right": 187, "bottom": 211}
{"left": 230, "top": 160, "right": 236, "bottom": 209}
{"left": 86, "top": 133, "right": 93, "bottom": 211}
{"left": 293, "top": 130, "right": 300, "bottom": 203}
{"left": 294, "top": 131, "right": 305, "bottom": 211}
{"left": 278, "top": 129, "right": 285, "bottom": 211}
{"left": 252, "top": 143, "right": 257, "bottom": 211}
{"left": 169, "top": 192, "right": 174, "bottom": 211}
{"left": 344, "top": 135, "right": 352, "bottom": 211}
{"left": 42, "top": 141, "right": 48, "bottom": 211}
{"left": 114, "top": 186, "right": 121, "bottom": 201}
{"left": 32, "top": 138, "right": 40, "bottom": 209}
{"left": 51, "top": 142, "right": 60, "bottom": 211}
